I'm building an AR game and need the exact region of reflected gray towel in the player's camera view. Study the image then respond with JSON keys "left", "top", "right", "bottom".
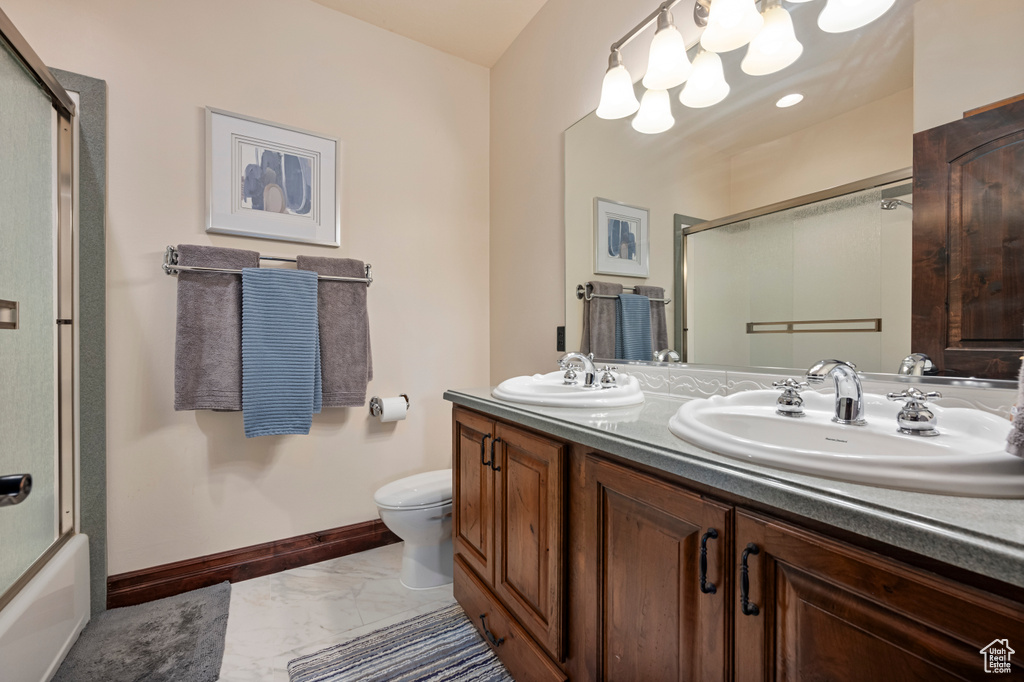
{"left": 1007, "top": 358, "right": 1024, "bottom": 457}
{"left": 580, "top": 281, "right": 623, "bottom": 359}
{"left": 174, "top": 244, "right": 259, "bottom": 411}
{"left": 296, "top": 256, "right": 372, "bottom": 407}
{"left": 635, "top": 285, "right": 668, "bottom": 354}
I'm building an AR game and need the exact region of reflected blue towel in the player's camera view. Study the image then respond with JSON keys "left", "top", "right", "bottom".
{"left": 615, "top": 294, "right": 653, "bottom": 362}
{"left": 241, "top": 268, "right": 322, "bottom": 438}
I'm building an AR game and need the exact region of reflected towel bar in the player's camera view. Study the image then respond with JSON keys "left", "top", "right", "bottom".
{"left": 162, "top": 246, "right": 372, "bottom": 285}
{"left": 576, "top": 283, "right": 670, "bottom": 304}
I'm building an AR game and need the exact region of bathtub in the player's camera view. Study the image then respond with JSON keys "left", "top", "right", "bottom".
{"left": 0, "top": 534, "right": 90, "bottom": 681}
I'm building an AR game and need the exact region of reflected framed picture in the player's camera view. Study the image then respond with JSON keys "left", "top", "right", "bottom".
{"left": 206, "top": 107, "right": 340, "bottom": 246}
{"left": 594, "top": 197, "right": 649, "bottom": 277}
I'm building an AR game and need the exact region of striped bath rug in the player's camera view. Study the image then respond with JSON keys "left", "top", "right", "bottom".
{"left": 287, "top": 604, "right": 514, "bottom": 682}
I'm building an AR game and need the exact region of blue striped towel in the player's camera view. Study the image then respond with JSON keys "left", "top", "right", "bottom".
{"left": 615, "top": 294, "right": 653, "bottom": 362}
{"left": 241, "top": 268, "right": 322, "bottom": 438}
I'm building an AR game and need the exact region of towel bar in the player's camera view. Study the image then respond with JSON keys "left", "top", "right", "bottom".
{"left": 162, "top": 246, "right": 372, "bottom": 285}
{"left": 576, "top": 283, "right": 670, "bottom": 304}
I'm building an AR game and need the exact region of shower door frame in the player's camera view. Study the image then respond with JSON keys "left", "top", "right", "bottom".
{"left": 0, "top": 7, "right": 78, "bottom": 612}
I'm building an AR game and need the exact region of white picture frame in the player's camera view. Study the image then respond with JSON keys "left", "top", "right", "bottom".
{"left": 594, "top": 197, "right": 649, "bottom": 278}
{"left": 206, "top": 107, "right": 340, "bottom": 247}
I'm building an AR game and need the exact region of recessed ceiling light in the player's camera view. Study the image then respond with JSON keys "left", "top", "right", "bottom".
{"left": 776, "top": 93, "right": 804, "bottom": 108}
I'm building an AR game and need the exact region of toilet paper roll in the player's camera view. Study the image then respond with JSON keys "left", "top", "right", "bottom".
{"left": 377, "top": 396, "right": 408, "bottom": 423}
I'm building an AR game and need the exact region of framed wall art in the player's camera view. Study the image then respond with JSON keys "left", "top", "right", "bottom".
{"left": 206, "top": 107, "right": 340, "bottom": 246}
{"left": 594, "top": 197, "right": 649, "bottom": 277}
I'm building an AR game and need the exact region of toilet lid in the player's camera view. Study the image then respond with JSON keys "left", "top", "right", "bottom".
{"left": 374, "top": 469, "right": 452, "bottom": 510}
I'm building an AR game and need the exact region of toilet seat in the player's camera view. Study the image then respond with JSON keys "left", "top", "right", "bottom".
{"left": 374, "top": 469, "right": 451, "bottom": 511}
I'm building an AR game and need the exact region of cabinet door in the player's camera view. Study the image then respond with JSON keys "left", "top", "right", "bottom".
{"left": 734, "top": 510, "right": 1024, "bottom": 681}
{"left": 913, "top": 97, "right": 1024, "bottom": 379}
{"left": 493, "top": 423, "right": 565, "bottom": 661}
{"left": 452, "top": 408, "right": 495, "bottom": 585}
{"left": 573, "top": 453, "right": 732, "bottom": 682}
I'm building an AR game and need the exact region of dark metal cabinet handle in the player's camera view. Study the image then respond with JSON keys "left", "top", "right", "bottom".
{"left": 489, "top": 437, "right": 502, "bottom": 472}
{"left": 699, "top": 528, "right": 719, "bottom": 595}
{"left": 479, "top": 434, "right": 492, "bottom": 467}
{"left": 740, "top": 542, "right": 760, "bottom": 616}
{"left": 480, "top": 614, "right": 504, "bottom": 647}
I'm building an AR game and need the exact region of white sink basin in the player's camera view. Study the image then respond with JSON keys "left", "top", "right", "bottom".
{"left": 492, "top": 370, "right": 644, "bottom": 408}
{"left": 669, "top": 390, "right": 1024, "bottom": 497}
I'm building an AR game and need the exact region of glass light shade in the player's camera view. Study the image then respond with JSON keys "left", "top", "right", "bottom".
{"left": 596, "top": 64, "right": 640, "bottom": 119}
{"left": 642, "top": 24, "right": 692, "bottom": 90}
{"left": 679, "top": 51, "right": 730, "bottom": 108}
{"left": 741, "top": 5, "right": 803, "bottom": 76}
{"left": 818, "top": 0, "right": 896, "bottom": 33}
{"left": 776, "top": 93, "right": 804, "bottom": 107}
{"left": 631, "top": 89, "right": 675, "bottom": 135}
{"left": 700, "top": 0, "right": 764, "bottom": 53}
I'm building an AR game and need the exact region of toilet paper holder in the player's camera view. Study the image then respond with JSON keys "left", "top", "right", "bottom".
{"left": 369, "top": 394, "right": 409, "bottom": 417}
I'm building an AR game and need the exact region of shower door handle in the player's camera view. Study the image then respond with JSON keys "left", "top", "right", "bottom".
{"left": 0, "top": 299, "right": 18, "bottom": 330}
{"left": 0, "top": 474, "right": 32, "bottom": 508}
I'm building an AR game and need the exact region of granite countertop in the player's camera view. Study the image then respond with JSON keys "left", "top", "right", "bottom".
{"left": 444, "top": 387, "right": 1024, "bottom": 590}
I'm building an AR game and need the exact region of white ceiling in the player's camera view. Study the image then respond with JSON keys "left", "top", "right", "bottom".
{"left": 309, "top": 0, "right": 550, "bottom": 67}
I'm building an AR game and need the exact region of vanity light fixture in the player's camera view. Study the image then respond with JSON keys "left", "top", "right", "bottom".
{"left": 700, "top": 0, "right": 764, "bottom": 53}
{"left": 642, "top": 8, "right": 693, "bottom": 90}
{"left": 818, "top": 0, "right": 897, "bottom": 33}
{"left": 775, "top": 93, "right": 804, "bottom": 107}
{"left": 596, "top": 0, "right": 897, "bottom": 133}
{"left": 680, "top": 50, "right": 730, "bottom": 108}
{"left": 741, "top": 0, "right": 803, "bottom": 76}
{"left": 596, "top": 50, "right": 641, "bottom": 120}
{"left": 632, "top": 88, "right": 676, "bottom": 134}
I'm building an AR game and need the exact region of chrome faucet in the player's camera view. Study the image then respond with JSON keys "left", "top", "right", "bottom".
{"left": 806, "top": 359, "right": 866, "bottom": 425}
{"left": 897, "top": 353, "right": 935, "bottom": 377}
{"left": 559, "top": 352, "right": 598, "bottom": 388}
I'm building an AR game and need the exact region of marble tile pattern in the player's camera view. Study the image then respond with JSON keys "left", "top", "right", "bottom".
{"left": 219, "top": 543, "right": 455, "bottom": 681}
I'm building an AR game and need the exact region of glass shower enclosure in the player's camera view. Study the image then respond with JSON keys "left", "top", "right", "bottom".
{"left": 0, "top": 12, "right": 77, "bottom": 610}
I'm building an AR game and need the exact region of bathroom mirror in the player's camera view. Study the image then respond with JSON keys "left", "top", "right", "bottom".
{"left": 564, "top": 0, "right": 1017, "bottom": 378}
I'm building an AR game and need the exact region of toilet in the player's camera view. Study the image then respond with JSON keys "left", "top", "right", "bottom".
{"left": 374, "top": 469, "right": 453, "bottom": 589}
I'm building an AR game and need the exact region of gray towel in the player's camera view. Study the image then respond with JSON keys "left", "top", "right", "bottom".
{"left": 296, "top": 256, "right": 373, "bottom": 407}
{"left": 580, "top": 281, "right": 623, "bottom": 359}
{"left": 634, "top": 285, "right": 668, "bottom": 354}
{"left": 1007, "top": 357, "right": 1024, "bottom": 457}
{"left": 174, "top": 244, "right": 259, "bottom": 411}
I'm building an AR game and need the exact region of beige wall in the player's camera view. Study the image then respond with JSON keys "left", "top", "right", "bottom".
{"left": 5, "top": 0, "right": 490, "bottom": 574}
{"left": 490, "top": 0, "right": 657, "bottom": 381}
{"left": 914, "top": 0, "right": 1024, "bottom": 132}
{"left": 729, "top": 88, "right": 913, "bottom": 213}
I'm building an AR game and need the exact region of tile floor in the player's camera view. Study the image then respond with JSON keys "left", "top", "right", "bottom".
{"left": 218, "top": 542, "right": 456, "bottom": 680}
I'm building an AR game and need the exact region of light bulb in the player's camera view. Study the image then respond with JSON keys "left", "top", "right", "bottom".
{"left": 818, "top": 0, "right": 896, "bottom": 33}
{"left": 632, "top": 89, "right": 675, "bottom": 135}
{"left": 776, "top": 93, "right": 804, "bottom": 108}
{"left": 642, "top": 10, "right": 692, "bottom": 90}
{"left": 596, "top": 52, "right": 640, "bottom": 120}
{"left": 741, "top": 5, "right": 803, "bottom": 76}
{"left": 700, "top": 0, "right": 763, "bottom": 53}
{"left": 679, "top": 51, "right": 730, "bottom": 108}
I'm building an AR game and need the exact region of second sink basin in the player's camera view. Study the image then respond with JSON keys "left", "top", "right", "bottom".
{"left": 668, "top": 390, "right": 1024, "bottom": 497}
{"left": 492, "top": 370, "right": 644, "bottom": 408}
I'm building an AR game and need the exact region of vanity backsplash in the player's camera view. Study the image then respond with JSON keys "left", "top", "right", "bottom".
{"left": 606, "top": 363, "right": 1016, "bottom": 420}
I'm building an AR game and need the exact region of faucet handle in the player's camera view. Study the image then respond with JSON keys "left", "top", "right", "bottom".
{"left": 886, "top": 388, "right": 941, "bottom": 437}
{"left": 599, "top": 366, "right": 618, "bottom": 387}
{"left": 773, "top": 378, "right": 809, "bottom": 418}
{"left": 886, "top": 387, "right": 942, "bottom": 405}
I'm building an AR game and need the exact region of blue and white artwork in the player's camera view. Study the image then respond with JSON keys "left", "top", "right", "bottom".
{"left": 607, "top": 217, "right": 639, "bottom": 261}
{"left": 239, "top": 143, "right": 314, "bottom": 216}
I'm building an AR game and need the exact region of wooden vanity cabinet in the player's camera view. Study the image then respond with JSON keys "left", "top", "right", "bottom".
{"left": 569, "top": 452, "right": 733, "bottom": 682}
{"left": 452, "top": 407, "right": 567, "bottom": 681}
{"left": 452, "top": 408, "right": 1024, "bottom": 681}
{"left": 732, "top": 510, "right": 1024, "bottom": 682}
